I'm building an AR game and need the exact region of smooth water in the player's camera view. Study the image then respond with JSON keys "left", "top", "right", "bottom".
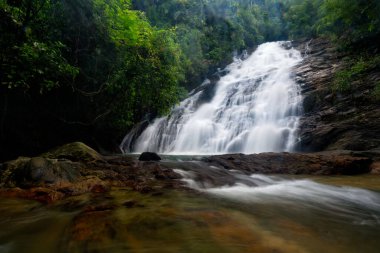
{"left": 1, "top": 160, "right": 380, "bottom": 253}
{"left": 121, "top": 42, "right": 303, "bottom": 154}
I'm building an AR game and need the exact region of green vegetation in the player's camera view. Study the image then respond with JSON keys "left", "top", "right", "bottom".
{"left": 282, "top": 0, "right": 380, "bottom": 98}
{"left": 0, "top": 0, "right": 185, "bottom": 158}
{"left": 283, "top": 0, "right": 380, "bottom": 45}
{"left": 332, "top": 55, "right": 380, "bottom": 96}
{"left": 132, "top": 0, "right": 287, "bottom": 88}
{"left": 1, "top": 0, "right": 380, "bottom": 159}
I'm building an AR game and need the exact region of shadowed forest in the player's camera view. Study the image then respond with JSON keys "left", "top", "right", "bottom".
{"left": 1, "top": 0, "right": 379, "bottom": 160}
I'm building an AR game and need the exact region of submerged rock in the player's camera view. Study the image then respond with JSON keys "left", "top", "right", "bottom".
{"left": 138, "top": 152, "right": 161, "bottom": 161}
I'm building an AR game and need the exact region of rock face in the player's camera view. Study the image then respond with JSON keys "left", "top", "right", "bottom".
{"left": 204, "top": 152, "right": 373, "bottom": 175}
{"left": 293, "top": 38, "right": 380, "bottom": 151}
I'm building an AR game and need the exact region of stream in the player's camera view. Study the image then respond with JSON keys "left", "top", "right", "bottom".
{"left": 1, "top": 157, "right": 380, "bottom": 253}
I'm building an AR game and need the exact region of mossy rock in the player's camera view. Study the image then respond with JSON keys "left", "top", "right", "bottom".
{"left": 41, "top": 142, "right": 104, "bottom": 163}
{"left": 0, "top": 157, "right": 30, "bottom": 186}
{"left": 0, "top": 156, "right": 83, "bottom": 188}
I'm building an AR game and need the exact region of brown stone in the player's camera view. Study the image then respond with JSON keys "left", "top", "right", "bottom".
{"left": 204, "top": 151, "right": 373, "bottom": 175}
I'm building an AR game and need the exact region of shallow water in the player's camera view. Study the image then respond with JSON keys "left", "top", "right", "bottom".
{"left": 1, "top": 170, "right": 380, "bottom": 253}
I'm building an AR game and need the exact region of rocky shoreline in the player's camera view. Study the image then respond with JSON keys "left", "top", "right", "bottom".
{"left": 0, "top": 142, "right": 183, "bottom": 203}
{"left": 1, "top": 142, "right": 379, "bottom": 204}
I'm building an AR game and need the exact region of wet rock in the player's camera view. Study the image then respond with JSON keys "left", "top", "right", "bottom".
{"left": 138, "top": 152, "right": 161, "bottom": 161}
{"left": 123, "top": 200, "right": 138, "bottom": 208}
{"left": 123, "top": 200, "right": 136, "bottom": 208}
{"left": 84, "top": 204, "right": 116, "bottom": 212}
{"left": 62, "top": 209, "right": 123, "bottom": 252}
{"left": 0, "top": 143, "right": 184, "bottom": 203}
{"left": 90, "top": 184, "right": 110, "bottom": 193}
{"left": 0, "top": 187, "right": 65, "bottom": 203}
{"left": 370, "top": 162, "right": 380, "bottom": 174}
{"left": 133, "top": 184, "right": 154, "bottom": 194}
{"left": 204, "top": 152, "right": 373, "bottom": 175}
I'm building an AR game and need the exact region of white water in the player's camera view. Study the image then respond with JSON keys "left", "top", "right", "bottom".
{"left": 122, "top": 41, "right": 303, "bottom": 154}
{"left": 174, "top": 167, "right": 380, "bottom": 226}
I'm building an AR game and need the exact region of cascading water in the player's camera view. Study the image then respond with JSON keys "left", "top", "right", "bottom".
{"left": 121, "top": 41, "right": 303, "bottom": 154}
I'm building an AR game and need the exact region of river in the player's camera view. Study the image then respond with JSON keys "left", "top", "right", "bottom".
{"left": 1, "top": 156, "right": 380, "bottom": 253}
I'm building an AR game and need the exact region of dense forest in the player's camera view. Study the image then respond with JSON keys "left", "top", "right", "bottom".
{"left": 1, "top": 0, "right": 380, "bottom": 160}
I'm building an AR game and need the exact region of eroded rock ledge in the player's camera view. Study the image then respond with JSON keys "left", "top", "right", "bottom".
{"left": 203, "top": 151, "right": 377, "bottom": 175}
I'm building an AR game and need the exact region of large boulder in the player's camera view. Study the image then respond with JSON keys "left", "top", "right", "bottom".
{"left": 138, "top": 152, "right": 161, "bottom": 161}
{"left": 41, "top": 142, "right": 104, "bottom": 163}
{"left": 1, "top": 156, "right": 82, "bottom": 188}
{"left": 0, "top": 142, "right": 101, "bottom": 188}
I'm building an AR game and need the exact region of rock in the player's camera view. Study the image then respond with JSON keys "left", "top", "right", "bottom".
{"left": 1, "top": 156, "right": 82, "bottom": 188}
{"left": 0, "top": 187, "right": 65, "bottom": 203}
{"left": 0, "top": 143, "right": 184, "bottom": 203}
{"left": 204, "top": 152, "right": 373, "bottom": 175}
{"left": 123, "top": 200, "right": 137, "bottom": 208}
{"left": 138, "top": 152, "right": 161, "bottom": 161}
{"left": 84, "top": 204, "right": 116, "bottom": 212}
{"left": 370, "top": 162, "right": 380, "bottom": 174}
{"left": 62, "top": 209, "right": 122, "bottom": 252}
{"left": 41, "top": 142, "right": 104, "bottom": 163}
{"left": 293, "top": 38, "right": 380, "bottom": 151}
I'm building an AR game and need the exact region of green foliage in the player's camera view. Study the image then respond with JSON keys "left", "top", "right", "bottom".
{"left": 282, "top": 0, "right": 380, "bottom": 46}
{"left": 283, "top": 0, "right": 323, "bottom": 39}
{"left": 319, "top": 0, "right": 380, "bottom": 44}
{"left": 333, "top": 55, "right": 380, "bottom": 93}
{"left": 3, "top": 41, "right": 78, "bottom": 93}
{"left": 0, "top": 0, "right": 187, "bottom": 151}
{"left": 0, "top": 0, "right": 78, "bottom": 93}
{"left": 132, "top": 0, "right": 286, "bottom": 89}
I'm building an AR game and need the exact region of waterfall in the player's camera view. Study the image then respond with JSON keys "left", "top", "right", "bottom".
{"left": 121, "top": 41, "right": 303, "bottom": 154}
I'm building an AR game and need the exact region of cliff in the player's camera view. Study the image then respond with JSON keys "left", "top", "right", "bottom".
{"left": 294, "top": 38, "right": 380, "bottom": 152}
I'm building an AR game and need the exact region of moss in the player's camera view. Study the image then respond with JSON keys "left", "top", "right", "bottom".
{"left": 41, "top": 142, "right": 103, "bottom": 163}
{"left": 332, "top": 55, "right": 380, "bottom": 93}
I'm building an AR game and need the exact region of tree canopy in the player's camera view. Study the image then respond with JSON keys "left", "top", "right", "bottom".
{"left": 1, "top": 0, "right": 379, "bottom": 160}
